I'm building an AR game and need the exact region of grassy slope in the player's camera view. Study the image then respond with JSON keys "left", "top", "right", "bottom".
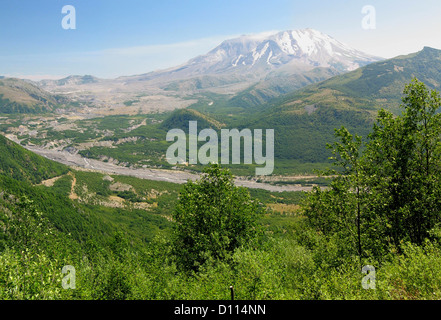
{"left": 0, "top": 78, "right": 63, "bottom": 114}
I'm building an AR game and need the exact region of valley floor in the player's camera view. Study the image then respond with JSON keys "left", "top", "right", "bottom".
{"left": 17, "top": 138, "right": 315, "bottom": 193}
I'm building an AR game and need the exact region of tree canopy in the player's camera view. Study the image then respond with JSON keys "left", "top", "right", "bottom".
{"left": 304, "top": 78, "right": 441, "bottom": 262}
{"left": 172, "top": 164, "right": 264, "bottom": 271}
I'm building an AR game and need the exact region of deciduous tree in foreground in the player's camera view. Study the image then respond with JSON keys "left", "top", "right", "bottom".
{"left": 172, "top": 164, "right": 264, "bottom": 271}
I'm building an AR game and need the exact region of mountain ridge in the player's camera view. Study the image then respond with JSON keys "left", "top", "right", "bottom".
{"left": 265, "top": 46, "right": 441, "bottom": 114}
{"left": 121, "top": 29, "right": 382, "bottom": 84}
{"left": 231, "top": 46, "right": 441, "bottom": 164}
{"left": 0, "top": 78, "right": 66, "bottom": 114}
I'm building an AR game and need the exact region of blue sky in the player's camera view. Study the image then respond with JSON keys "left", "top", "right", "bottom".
{"left": 1, "top": 0, "right": 441, "bottom": 79}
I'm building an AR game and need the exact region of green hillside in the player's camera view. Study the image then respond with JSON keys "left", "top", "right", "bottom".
{"left": 238, "top": 47, "right": 441, "bottom": 165}
{"left": 0, "top": 134, "right": 176, "bottom": 244}
{"left": 160, "top": 108, "right": 225, "bottom": 131}
{"left": 0, "top": 134, "right": 68, "bottom": 184}
{"left": 227, "top": 67, "right": 341, "bottom": 111}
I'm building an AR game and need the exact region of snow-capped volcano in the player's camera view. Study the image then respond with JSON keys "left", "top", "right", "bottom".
{"left": 109, "top": 28, "right": 383, "bottom": 101}
{"left": 37, "top": 29, "right": 384, "bottom": 112}
{"left": 168, "top": 28, "right": 381, "bottom": 78}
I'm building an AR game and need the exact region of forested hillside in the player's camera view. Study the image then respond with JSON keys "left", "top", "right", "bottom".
{"left": 232, "top": 47, "right": 441, "bottom": 165}
{"left": 0, "top": 134, "right": 68, "bottom": 184}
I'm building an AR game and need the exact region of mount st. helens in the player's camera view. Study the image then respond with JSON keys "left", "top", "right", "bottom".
{"left": 36, "top": 29, "right": 382, "bottom": 115}
{"left": 124, "top": 29, "right": 381, "bottom": 82}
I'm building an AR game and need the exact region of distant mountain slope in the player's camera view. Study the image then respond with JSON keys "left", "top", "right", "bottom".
{"left": 241, "top": 47, "right": 441, "bottom": 163}
{"left": 0, "top": 134, "right": 68, "bottom": 184}
{"left": 152, "top": 29, "right": 382, "bottom": 110}
{"left": 130, "top": 29, "right": 380, "bottom": 83}
{"left": 0, "top": 78, "right": 64, "bottom": 114}
{"left": 34, "top": 29, "right": 383, "bottom": 114}
{"left": 225, "top": 67, "right": 341, "bottom": 110}
{"left": 119, "top": 29, "right": 382, "bottom": 105}
{"left": 39, "top": 75, "right": 100, "bottom": 87}
{"left": 272, "top": 46, "right": 441, "bottom": 114}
